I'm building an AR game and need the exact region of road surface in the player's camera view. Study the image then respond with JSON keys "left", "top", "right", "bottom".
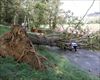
{"left": 64, "top": 49, "right": 100, "bottom": 77}
{"left": 46, "top": 46, "right": 100, "bottom": 77}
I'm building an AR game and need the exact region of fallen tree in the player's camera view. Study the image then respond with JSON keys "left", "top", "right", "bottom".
{"left": 0, "top": 25, "right": 86, "bottom": 70}
{"left": 28, "top": 32, "right": 99, "bottom": 50}
{"left": 0, "top": 25, "right": 98, "bottom": 70}
{"left": 28, "top": 32, "right": 71, "bottom": 49}
{"left": 0, "top": 25, "right": 47, "bottom": 70}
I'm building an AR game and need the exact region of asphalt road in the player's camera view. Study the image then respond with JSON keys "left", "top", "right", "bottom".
{"left": 46, "top": 46, "right": 100, "bottom": 77}
{"left": 64, "top": 49, "right": 100, "bottom": 77}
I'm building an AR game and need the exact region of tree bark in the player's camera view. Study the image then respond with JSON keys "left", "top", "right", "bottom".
{"left": 28, "top": 32, "right": 70, "bottom": 49}
{"left": 27, "top": 33, "right": 91, "bottom": 49}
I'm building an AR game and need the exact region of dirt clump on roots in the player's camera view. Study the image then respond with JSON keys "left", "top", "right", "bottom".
{"left": 0, "top": 25, "right": 47, "bottom": 70}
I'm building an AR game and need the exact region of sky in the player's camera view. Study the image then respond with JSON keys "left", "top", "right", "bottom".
{"left": 60, "top": 0, "right": 100, "bottom": 17}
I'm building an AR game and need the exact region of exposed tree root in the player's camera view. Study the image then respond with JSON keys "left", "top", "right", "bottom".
{"left": 0, "top": 25, "right": 47, "bottom": 70}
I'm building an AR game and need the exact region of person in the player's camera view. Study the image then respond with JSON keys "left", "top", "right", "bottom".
{"left": 71, "top": 41, "right": 78, "bottom": 52}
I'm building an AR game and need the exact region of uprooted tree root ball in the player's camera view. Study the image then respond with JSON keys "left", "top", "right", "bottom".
{"left": 0, "top": 25, "right": 48, "bottom": 70}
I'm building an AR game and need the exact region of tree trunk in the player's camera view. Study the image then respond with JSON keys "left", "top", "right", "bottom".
{"left": 28, "top": 33, "right": 70, "bottom": 49}
{"left": 27, "top": 33, "right": 92, "bottom": 49}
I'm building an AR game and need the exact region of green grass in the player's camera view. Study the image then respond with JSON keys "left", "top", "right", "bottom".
{"left": 0, "top": 24, "right": 10, "bottom": 36}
